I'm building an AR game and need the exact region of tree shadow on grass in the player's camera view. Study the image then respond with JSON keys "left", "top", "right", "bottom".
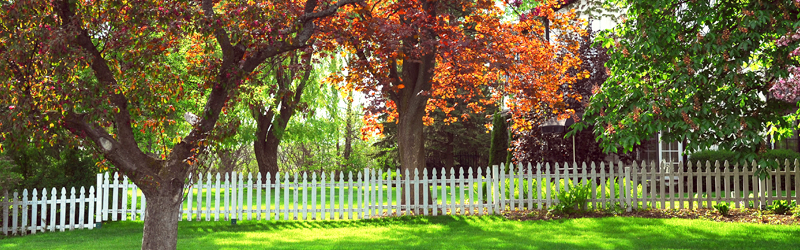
{"left": 176, "top": 215, "right": 800, "bottom": 250}
{"left": 5, "top": 215, "right": 798, "bottom": 250}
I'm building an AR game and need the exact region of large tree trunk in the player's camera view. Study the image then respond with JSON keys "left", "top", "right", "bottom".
{"left": 394, "top": 40, "right": 436, "bottom": 210}
{"left": 253, "top": 109, "right": 281, "bottom": 180}
{"left": 140, "top": 186, "right": 183, "bottom": 250}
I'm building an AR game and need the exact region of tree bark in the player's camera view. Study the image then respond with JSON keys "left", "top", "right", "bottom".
{"left": 394, "top": 43, "right": 436, "bottom": 208}
{"left": 140, "top": 186, "right": 183, "bottom": 250}
{"left": 253, "top": 109, "right": 280, "bottom": 180}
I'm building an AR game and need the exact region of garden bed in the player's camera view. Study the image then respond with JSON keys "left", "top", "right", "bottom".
{"left": 504, "top": 208, "right": 800, "bottom": 225}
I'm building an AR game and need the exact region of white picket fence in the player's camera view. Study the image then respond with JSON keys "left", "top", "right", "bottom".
{"left": 2, "top": 160, "right": 799, "bottom": 236}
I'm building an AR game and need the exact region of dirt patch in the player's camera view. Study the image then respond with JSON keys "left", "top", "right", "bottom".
{"left": 503, "top": 208, "right": 800, "bottom": 225}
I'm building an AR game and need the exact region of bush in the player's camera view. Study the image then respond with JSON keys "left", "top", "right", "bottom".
{"left": 759, "top": 149, "right": 800, "bottom": 167}
{"left": 0, "top": 157, "right": 22, "bottom": 194}
{"left": 713, "top": 202, "right": 731, "bottom": 216}
{"left": 689, "top": 149, "right": 800, "bottom": 169}
{"left": 688, "top": 149, "right": 736, "bottom": 166}
{"left": 381, "top": 170, "right": 401, "bottom": 180}
{"left": 768, "top": 200, "right": 796, "bottom": 215}
{"left": 550, "top": 183, "right": 590, "bottom": 215}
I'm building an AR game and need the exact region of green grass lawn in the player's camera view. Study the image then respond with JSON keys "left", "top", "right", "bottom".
{"left": 2, "top": 216, "right": 799, "bottom": 249}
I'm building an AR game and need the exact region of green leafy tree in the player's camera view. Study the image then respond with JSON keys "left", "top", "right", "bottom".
{"left": 488, "top": 111, "right": 510, "bottom": 167}
{"left": 575, "top": 0, "right": 800, "bottom": 171}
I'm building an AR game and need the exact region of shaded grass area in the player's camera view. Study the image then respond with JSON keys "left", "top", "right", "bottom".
{"left": 2, "top": 215, "right": 799, "bottom": 249}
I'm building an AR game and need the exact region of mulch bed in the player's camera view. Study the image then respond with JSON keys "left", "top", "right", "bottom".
{"left": 503, "top": 208, "right": 800, "bottom": 225}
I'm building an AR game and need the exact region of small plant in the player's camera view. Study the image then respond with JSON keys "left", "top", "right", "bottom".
{"left": 713, "top": 202, "right": 731, "bottom": 216}
{"left": 767, "top": 200, "right": 796, "bottom": 215}
{"left": 600, "top": 202, "right": 627, "bottom": 215}
{"left": 550, "top": 182, "right": 591, "bottom": 215}
{"left": 792, "top": 205, "right": 800, "bottom": 218}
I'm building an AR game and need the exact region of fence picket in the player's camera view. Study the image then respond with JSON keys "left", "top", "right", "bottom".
{"left": 284, "top": 173, "right": 291, "bottom": 220}
{"left": 89, "top": 187, "right": 95, "bottom": 230}
{"left": 648, "top": 161, "right": 656, "bottom": 209}
{"left": 302, "top": 172, "right": 308, "bottom": 220}
{"left": 630, "top": 161, "right": 644, "bottom": 210}
{"left": 667, "top": 162, "right": 674, "bottom": 209}
{"left": 122, "top": 175, "right": 129, "bottom": 221}
{"left": 111, "top": 173, "right": 119, "bottom": 222}
{"left": 476, "top": 167, "right": 483, "bottom": 215}
{"left": 458, "top": 167, "right": 465, "bottom": 215}
{"left": 527, "top": 163, "right": 534, "bottom": 210}
{"left": 519, "top": 163, "right": 526, "bottom": 210}
{"left": 357, "top": 172, "right": 363, "bottom": 219}
{"left": 378, "top": 169, "right": 385, "bottom": 217}
{"left": 442, "top": 168, "right": 449, "bottom": 215}
{"left": 795, "top": 160, "right": 800, "bottom": 204}
{"left": 21, "top": 190, "right": 27, "bottom": 235}
{"left": 625, "top": 167, "right": 632, "bottom": 211}
{"left": 608, "top": 162, "right": 616, "bottom": 207}
{"left": 678, "top": 161, "right": 684, "bottom": 209}
{"left": 102, "top": 172, "right": 109, "bottom": 222}
{"left": 248, "top": 173, "right": 253, "bottom": 221}
{"left": 449, "top": 168, "right": 455, "bottom": 215}
{"left": 10, "top": 191, "right": 17, "bottom": 235}
{"left": 423, "top": 168, "right": 429, "bottom": 216}
{"left": 508, "top": 165, "right": 515, "bottom": 211}
{"left": 405, "top": 169, "right": 412, "bottom": 215}
{"left": 715, "top": 161, "right": 721, "bottom": 207}
{"left": 49, "top": 188, "right": 56, "bottom": 232}
{"left": 140, "top": 189, "right": 146, "bottom": 221}
{"left": 329, "top": 172, "right": 335, "bottom": 220}
{"left": 367, "top": 168, "right": 378, "bottom": 218}
{"left": 431, "top": 168, "right": 438, "bottom": 216}
{"left": 544, "top": 163, "right": 552, "bottom": 209}
{"left": 687, "top": 161, "right": 695, "bottom": 209}
{"left": 724, "top": 161, "right": 731, "bottom": 208}
{"left": 59, "top": 187, "right": 66, "bottom": 232}
{"left": 348, "top": 172, "right": 355, "bottom": 219}
{"left": 782, "top": 160, "right": 789, "bottom": 201}
{"left": 95, "top": 173, "right": 102, "bottom": 225}
{"left": 196, "top": 174, "right": 204, "bottom": 221}
{"left": 705, "top": 161, "right": 713, "bottom": 209}
{"left": 238, "top": 173, "right": 244, "bottom": 221}
{"left": 468, "top": 167, "right": 474, "bottom": 215}
{"left": 599, "top": 162, "right": 607, "bottom": 209}
{"left": 320, "top": 172, "right": 326, "bottom": 220}
{"left": 312, "top": 172, "right": 317, "bottom": 220}
{"left": 733, "top": 163, "right": 740, "bottom": 209}
{"left": 224, "top": 173, "right": 231, "bottom": 220}
{"left": 69, "top": 188, "right": 76, "bottom": 230}
{"left": 537, "top": 163, "right": 544, "bottom": 209}
{"left": 656, "top": 162, "right": 664, "bottom": 209}
{"left": 484, "top": 167, "right": 494, "bottom": 214}
{"left": 394, "top": 169, "right": 400, "bottom": 216}
{"left": 187, "top": 174, "right": 194, "bottom": 221}
{"left": 338, "top": 172, "right": 345, "bottom": 219}
{"left": 265, "top": 173, "right": 271, "bottom": 221}
{"left": 31, "top": 189, "right": 38, "bottom": 234}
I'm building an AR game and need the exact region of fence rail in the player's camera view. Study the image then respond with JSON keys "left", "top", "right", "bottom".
{"left": 2, "top": 160, "right": 799, "bottom": 236}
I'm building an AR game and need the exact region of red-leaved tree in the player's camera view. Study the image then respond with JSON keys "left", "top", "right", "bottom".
{"left": 0, "top": 0, "right": 359, "bottom": 248}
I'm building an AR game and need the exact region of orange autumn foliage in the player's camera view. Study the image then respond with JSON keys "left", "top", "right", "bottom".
{"left": 320, "top": 0, "right": 587, "bottom": 139}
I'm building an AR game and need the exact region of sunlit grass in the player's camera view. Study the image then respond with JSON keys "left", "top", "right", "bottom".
{"left": 2, "top": 216, "right": 799, "bottom": 249}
